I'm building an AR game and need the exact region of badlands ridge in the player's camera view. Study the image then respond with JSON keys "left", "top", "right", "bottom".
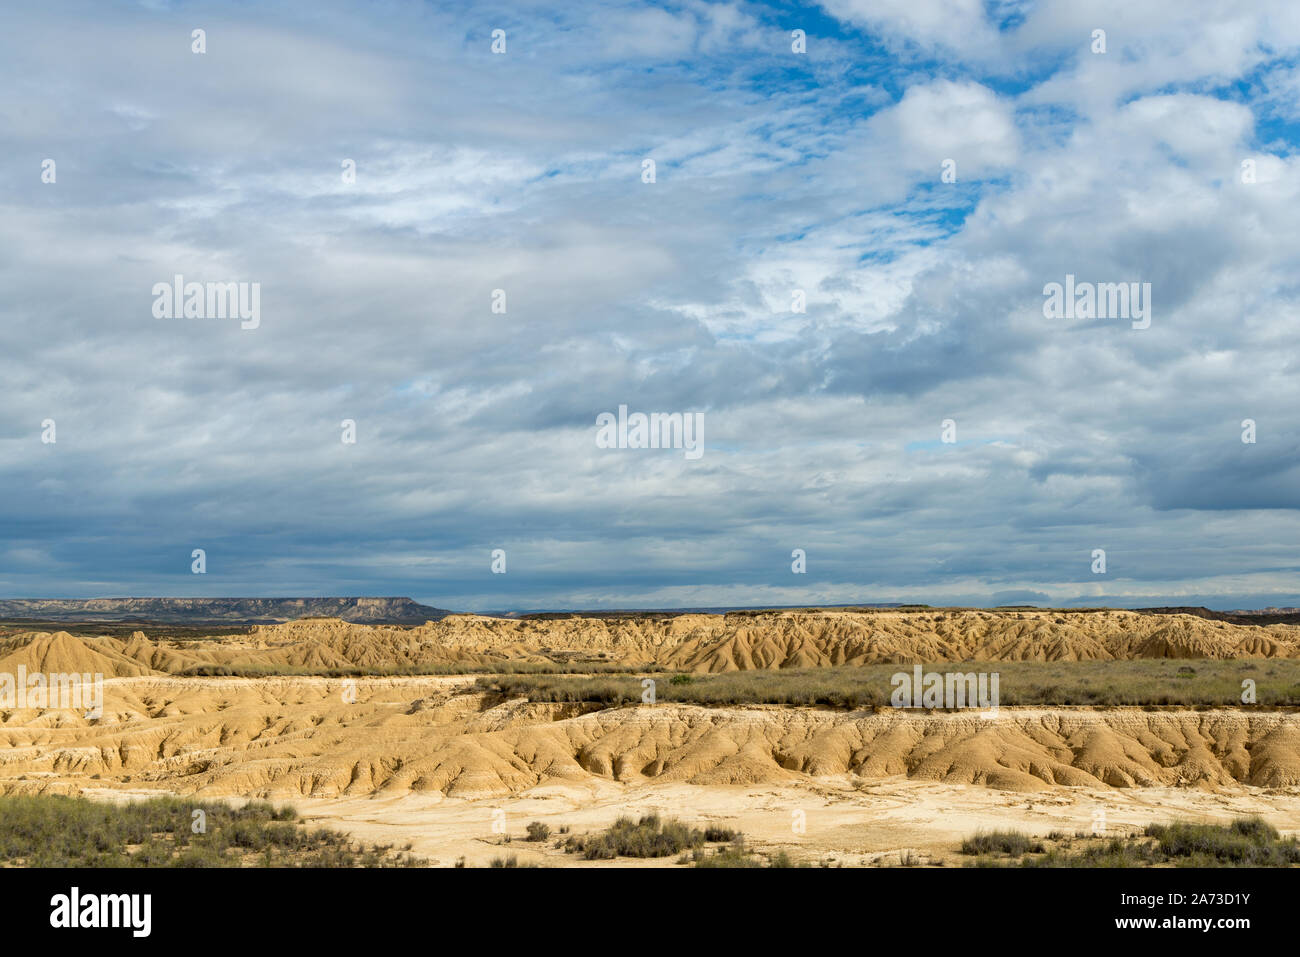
{"left": 3, "top": 607, "right": 1297, "bottom": 678}
{"left": 1, "top": 609, "right": 1298, "bottom": 803}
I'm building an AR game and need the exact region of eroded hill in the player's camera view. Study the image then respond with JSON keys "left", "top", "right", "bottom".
{"left": 3, "top": 678, "right": 1300, "bottom": 799}
{"left": 2, "top": 608, "right": 1297, "bottom": 679}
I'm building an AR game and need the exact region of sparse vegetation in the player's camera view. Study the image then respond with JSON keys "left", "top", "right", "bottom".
{"left": 962, "top": 817, "right": 1300, "bottom": 867}
{"left": 1138, "top": 818, "right": 1300, "bottom": 866}
{"left": 689, "top": 839, "right": 806, "bottom": 868}
{"left": 476, "top": 659, "right": 1300, "bottom": 708}
{"left": 960, "top": 830, "right": 1044, "bottom": 856}
{"left": 181, "top": 659, "right": 654, "bottom": 678}
{"left": 563, "top": 813, "right": 728, "bottom": 859}
{"left": 690, "top": 840, "right": 763, "bottom": 867}
{"left": 703, "top": 825, "right": 739, "bottom": 842}
{"left": 558, "top": 816, "right": 797, "bottom": 866}
{"left": 0, "top": 794, "right": 426, "bottom": 867}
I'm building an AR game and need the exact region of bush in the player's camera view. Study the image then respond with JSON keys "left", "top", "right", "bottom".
{"left": 960, "top": 830, "right": 1041, "bottom": 856}
{"left": 0, "top": 794, "right": 426, "bottom": 868}
{"left": 690, "top": 840, "right": 805, "bottom": 868}
{"left": 564, "top": 813, "right": 729, "bottom": 860}
{"left": 967, "top": 817, "right": 1300, "bottom": 868}
{"left": 525, "top": 821, "right": 551, "bottom": 842}
{"left": 692, "top": 842, "right": 763, "bottom": 868}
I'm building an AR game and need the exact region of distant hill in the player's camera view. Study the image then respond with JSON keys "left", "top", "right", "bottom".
{"left": 0, "top": 597, "right": 452, "bottom": 625}
{"left": 495, "top": 603, "right": 921, "bottom": 618}
{"left": 1137, "top": 606, "right": 1300, "bottom": 627}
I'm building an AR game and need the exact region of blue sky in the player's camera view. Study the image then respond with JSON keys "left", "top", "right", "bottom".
{"left": 2, "top": 0, "right": 1300, "bottom": 611}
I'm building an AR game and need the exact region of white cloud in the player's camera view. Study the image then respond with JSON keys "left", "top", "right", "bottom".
{"left": 819, "top": 0, "right": 997, "bottom": 54}
{"left": 883, "top": 80, "right": 1020, "bottom": 172}
{"left": 2, "top": 0, "right": 1300, "bottom": 609}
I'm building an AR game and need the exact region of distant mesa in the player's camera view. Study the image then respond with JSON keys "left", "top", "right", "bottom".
{"left": 0, "top": 597, "right": 452, "bottom": 625}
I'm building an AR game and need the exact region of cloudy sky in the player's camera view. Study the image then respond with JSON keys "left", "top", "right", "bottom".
{"left": 2, "top": 0, "right": 1299, "bottom": 611}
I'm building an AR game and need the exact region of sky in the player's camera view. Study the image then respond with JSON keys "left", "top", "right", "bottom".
{"left": 2, "top": 0, "right": 1299, "bottom": 612}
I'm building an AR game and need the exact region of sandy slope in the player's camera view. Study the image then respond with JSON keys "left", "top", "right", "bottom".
{"left": 3, "top": 677, "right": 1300, "bottom": 800}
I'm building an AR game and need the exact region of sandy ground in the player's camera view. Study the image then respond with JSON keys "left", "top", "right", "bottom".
{"left": 279, "top": 777, "right": 1300, "bottom": 867}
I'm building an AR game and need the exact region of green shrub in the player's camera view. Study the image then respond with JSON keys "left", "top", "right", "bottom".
{"left": 968, "top": 817, "right": 1300, "bottom": 868}
{"left": 960, "top": 830, "right": 1041, "bottom": 856}
{"left": 690, "top": 840, "right": 805, "bottom": 868}
{"left": 564, "top": 813, "right": 720, "bottom": 860}
{"left": 0, "top": 794, "right": 425, "bottom": 868}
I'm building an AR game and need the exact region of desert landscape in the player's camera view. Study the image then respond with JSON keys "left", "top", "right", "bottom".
{"left": 6, "top": 2, "right": 1295, "bottom": 941}
{"left": 4, "top": 605, "right": 1300, "bottom": 867}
